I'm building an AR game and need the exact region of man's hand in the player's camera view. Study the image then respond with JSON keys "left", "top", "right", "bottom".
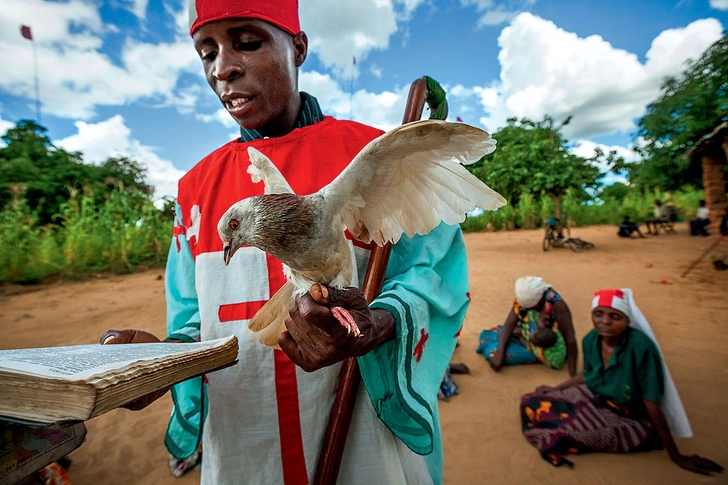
{"left": 100, "top": 329, "right": 171, "bottom": 410}
{"left": 100, "top": 329, "right": 162, "bottom": 345}
{"left": 278, "top": 284, "right": 394, "bottom": 372}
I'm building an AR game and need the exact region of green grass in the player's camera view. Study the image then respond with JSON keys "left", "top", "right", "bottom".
{"left": 0, "top": 189, "right": 172, "bottom": 283}
{"left": 461, "top": 187, "right": 708, "bottom": 233}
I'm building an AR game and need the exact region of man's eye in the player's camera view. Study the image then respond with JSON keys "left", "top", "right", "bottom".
{"left": 237, "top": 40, "right": 263, "bottom": 51}
{"left": 200, "top": 51, "right": 217, "bottom": 62}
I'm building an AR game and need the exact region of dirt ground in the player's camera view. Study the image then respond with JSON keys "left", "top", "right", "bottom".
{"left": 2, "top": 224, "right": 727, "bottom": 484}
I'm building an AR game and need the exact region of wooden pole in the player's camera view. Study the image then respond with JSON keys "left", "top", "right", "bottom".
{"left": 313, "top": 77, "right": 438, "bottom": 485}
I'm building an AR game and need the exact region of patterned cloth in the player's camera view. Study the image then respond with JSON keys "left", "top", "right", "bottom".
{"left": 520, "top": 385, "right": 655, "bottom": 468}
{"left": 513, "top": 289, "right": 566, "bottom": 369}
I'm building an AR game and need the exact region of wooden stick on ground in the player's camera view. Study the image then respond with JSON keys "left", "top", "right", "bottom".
{"left": 313, "top": 76, "right": 448, "bottom": 485}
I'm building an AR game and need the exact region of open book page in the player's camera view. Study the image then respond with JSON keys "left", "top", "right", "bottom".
{"left": 0, "top": 336, "right": 236, "bottom": 381}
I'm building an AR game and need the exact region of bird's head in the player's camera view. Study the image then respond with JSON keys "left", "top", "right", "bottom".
{"left": 218, "top": 198, "right": 257, "bottom": 266}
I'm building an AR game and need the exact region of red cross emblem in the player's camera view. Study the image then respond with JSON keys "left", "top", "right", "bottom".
{"left": 413, "top": 328, "right": 429, "bottom": 363}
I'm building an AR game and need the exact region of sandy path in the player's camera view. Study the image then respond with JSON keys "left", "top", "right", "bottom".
{"left": 2, "top": 224, "right": 727, "bottom": 484}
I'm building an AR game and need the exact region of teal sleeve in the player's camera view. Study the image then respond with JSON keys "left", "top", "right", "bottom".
{"left": 358, "top": 222, "right": 470, "bottom": 482}
{"left": 638, "top": 339, "right": 665, "bottom": 403}
{"left": 164, "top": 203, "right": 206, "bottom": 459}
{"left": 165, "top": 204, "right": 200, "bottom": 343}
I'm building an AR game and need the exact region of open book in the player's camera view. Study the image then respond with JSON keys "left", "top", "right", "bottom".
{"left": 0, "top": 336, "right": 238, "bottom": 424}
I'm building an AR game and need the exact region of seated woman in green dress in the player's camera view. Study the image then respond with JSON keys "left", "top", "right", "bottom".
{"left": 520, "top": 288, "right": 723, "bottom": 475}
{"left": 480, "top": 276, "right": 578, "bottom": 376}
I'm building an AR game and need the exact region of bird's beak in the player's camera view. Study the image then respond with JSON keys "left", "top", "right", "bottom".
{"left": 223, "top": 241, "right": 238, "bottom": 266}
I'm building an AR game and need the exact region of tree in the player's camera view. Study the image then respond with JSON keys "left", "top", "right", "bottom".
{"left": 0, "top": 120, "right": 157, "bottom": 223}
{"left": 470, "top": 116, "right": 602, "bottom": 219}
{"left": 632, "top": 33, "right": 728, "bottom": 190}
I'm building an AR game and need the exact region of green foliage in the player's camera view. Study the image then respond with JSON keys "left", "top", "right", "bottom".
{"left": 461, "top": 186, "right": 706, "bottom": 232}
{"left": 0, "top": 189, "right": 172, "bottom": 283}
{"left": 0, "top": 200, "right": 61, "bottom": 283}
{"left": 633, "top": 33, "right": 728, "bottom": 190}
{"left": 470, "top": 116, "right": 606, "bottom": 217}
{"left": 0, "top": 120, "right": 155, "bottom": 224}
{"left": 0, "top": 120, "right": 173, "bottom": 283}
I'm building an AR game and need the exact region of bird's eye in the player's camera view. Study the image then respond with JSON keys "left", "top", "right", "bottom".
{"left": 229, "top": 219, "right": 239, "bottom": 230}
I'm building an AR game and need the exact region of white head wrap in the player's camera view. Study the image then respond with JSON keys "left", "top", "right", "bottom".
{"left": 591, "top": 288, "right": 692, "bottom": 438}
{"left": 514, "top": 276, "right": 551, "bottom": 309}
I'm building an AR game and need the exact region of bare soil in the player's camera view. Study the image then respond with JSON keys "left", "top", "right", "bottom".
{"left": 2, "top": 224, "right": 727, "bottom": 484}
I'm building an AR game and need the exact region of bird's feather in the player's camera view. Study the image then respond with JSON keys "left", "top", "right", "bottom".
{"left": 247, "top": 281, "right": 294, "bottom": 348}
{"left": 319, "top": 120, "right": 505, "bottom": 245}
{"left": 247, "top": 147, "right": 294, "bottom": 194}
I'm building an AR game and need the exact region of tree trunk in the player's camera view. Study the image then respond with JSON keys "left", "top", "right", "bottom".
{"left": 554, "top": 193, "right": 563, "bottom": 221}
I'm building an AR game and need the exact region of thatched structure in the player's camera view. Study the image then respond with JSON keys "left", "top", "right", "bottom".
{"left": 685, "top": 122, "right": 728, "bottom": 238}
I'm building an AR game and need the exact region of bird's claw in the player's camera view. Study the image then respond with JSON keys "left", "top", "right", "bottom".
{"left": 331, "top": 306, "right": 363, "bottom": 337}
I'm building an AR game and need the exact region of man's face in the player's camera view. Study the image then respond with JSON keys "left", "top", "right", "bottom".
{"left": 193, "top": 19, "right": 308, "bottom": 136}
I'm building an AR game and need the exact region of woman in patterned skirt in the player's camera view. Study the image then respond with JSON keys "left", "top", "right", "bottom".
{"left": 520, "top": 289, "right": 722, "bottom": 475}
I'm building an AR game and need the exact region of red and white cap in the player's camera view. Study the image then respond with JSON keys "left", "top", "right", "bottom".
{"left": 188, "top": 0, "right": 301, "bottom": 37}
{"left": 591, "top": 288, "right": 630, "bottom": 319}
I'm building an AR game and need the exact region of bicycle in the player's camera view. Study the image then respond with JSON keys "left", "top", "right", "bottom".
{"left": 543, "top": 218, "right": 594, "bottom": 253}
{"left": 542, "top": 218, "right": 571, "bottom": 252}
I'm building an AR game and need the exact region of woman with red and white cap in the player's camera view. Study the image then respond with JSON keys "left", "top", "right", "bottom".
{"left": 520, "top": 289, "right": 723, "bottom": 475}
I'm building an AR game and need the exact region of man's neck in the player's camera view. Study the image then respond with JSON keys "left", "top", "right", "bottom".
{"left": 239, "top": 92, "right": 324, "bottom": 142}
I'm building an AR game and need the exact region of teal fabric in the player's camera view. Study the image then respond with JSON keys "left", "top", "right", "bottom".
{"left": 476, "top": 327, "right": 541, "bottom": 365}
{"left": 362, "top": 222, "right": 469, "bottom": 484}
{"left": 164, "top": 204, "right": 205, "bottom": 459}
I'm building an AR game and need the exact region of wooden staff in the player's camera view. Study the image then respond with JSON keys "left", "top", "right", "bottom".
{"left": 313, "top": 76, "right": 448, "bottom": 485}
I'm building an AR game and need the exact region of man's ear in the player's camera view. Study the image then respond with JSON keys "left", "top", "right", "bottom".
{"left": 293, "top": 31, "right": 308, "bottom": 67}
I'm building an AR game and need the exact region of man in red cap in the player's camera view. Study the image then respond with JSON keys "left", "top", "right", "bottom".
{"left": 102, "top": 1, "right": 471, "bottom": 483}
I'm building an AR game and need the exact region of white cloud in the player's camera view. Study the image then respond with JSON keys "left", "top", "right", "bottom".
{"left": 56, "top": 115, "right": 185, "bottom": 199}
{"left": 710, "top": 0, "right": 728, "bottom": 11}
{"left": 477, "top": 14, "right": 722, "bottom": 138}
{"left": 0, "top": 0, "right": 201, "bottom": 119}
{"left": 300, "top": 0, "right": 398, "bottom": 78}
{"left": 571, "top": 139, "right": 640, "bottom": 173}
{"left": 0, "top": 110, "right": 15, "bottom": 147}
{"left": 300, "top": 0, "right": 431, "bottom": 78}
{"left": 369, "top": 64, "right": 384, "bottom": 79}
{"left": 460, "top": 0, "right": 537, "bottom": 27}
{"left": 120, "top": 0, "right": 149, "bottom": 20}
{"left": 196, "top": 108, "right": 239, "bottom": 129}
{"left": 300, "top": 70, "right": 413, "bottom": 131}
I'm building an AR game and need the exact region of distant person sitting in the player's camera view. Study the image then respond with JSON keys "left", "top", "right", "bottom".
{"left": 618, "top": 216, "right": 645, "bottom": 238}
{"left": 689, "top": 200, "right": 710, "bottom": 237}
{"left": 645, "top": 199, "right": 667, "bottom": 235}
{"left": 546, "top": 217, "right": 565, "bottom": 239}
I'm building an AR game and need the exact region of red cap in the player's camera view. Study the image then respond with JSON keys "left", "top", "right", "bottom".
{"left": 189, "top": 0, "right": 301, "bottom": 37}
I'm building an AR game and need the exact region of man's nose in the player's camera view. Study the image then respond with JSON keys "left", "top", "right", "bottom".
{"left": 213, "top": 48, "right": 243, "bottom": 81}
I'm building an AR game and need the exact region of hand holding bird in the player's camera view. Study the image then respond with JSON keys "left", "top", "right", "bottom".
{"left": 278, "top": 284, "right": 395, "bottom": 372}
{"left": 218, "top": 119, "right": 505, "bottom": 352}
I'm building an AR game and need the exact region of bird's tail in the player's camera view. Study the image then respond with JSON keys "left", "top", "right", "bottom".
{"left": 247, "top": 281, "right": 294, "bottom": 348}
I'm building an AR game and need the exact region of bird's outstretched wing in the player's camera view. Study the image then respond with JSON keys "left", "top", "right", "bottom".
{"left": 247, "top": 147, "right": 294, "bottom": 194}
{"left": 319, "top": 120, "right": 506, "bottom": 245}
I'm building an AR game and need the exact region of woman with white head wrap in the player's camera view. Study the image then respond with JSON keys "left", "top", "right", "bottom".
{"left": 519, "top": 289, "right": 723, "bottom": 476}
{"left": 478, "top": 276, "right": 578, "bottom": 376}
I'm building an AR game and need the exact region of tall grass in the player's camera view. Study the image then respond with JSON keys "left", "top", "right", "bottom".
{"left": 461, "top": 187, "right": 707, "bottom": 233}
{"left": 0, "top": 189, "right": 172, "bottom": 283}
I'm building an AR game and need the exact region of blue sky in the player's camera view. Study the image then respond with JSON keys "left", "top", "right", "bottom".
{"left": 1, "top": 0, "right": 727, "bottom": 198}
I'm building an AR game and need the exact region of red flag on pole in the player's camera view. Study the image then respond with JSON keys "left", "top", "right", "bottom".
{"left": 20, "top": 25, "right": 32, "bottom": 40}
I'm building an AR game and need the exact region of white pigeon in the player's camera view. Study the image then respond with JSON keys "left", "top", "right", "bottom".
{"left": 218, "top": 119, "right": 505, "bottom": 347}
